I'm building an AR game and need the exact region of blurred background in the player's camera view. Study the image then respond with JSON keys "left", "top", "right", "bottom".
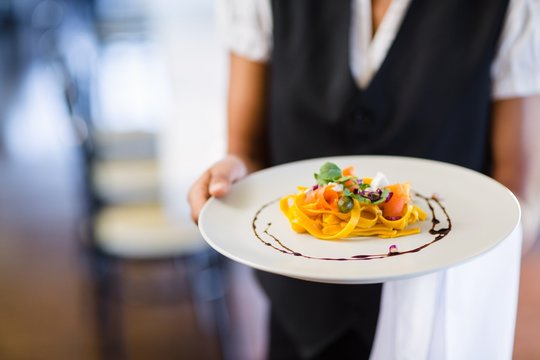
{"left": 0, "top": 0, "right": 538, "bottom": 359}
{"left": 0, "top": 0, "right": 268, "bottom": 359}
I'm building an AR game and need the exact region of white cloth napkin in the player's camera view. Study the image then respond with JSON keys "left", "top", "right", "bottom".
{"left": 370, "top": 225, "right": 522, "bottom": 360}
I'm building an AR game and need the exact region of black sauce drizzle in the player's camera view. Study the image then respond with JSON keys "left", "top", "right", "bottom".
{"left": 251, "top": 192, "right": 452, "bottom": 261}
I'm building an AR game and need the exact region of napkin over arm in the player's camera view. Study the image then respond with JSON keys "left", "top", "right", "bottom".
{"left": 371, "top": 225, "right": 522, "bottom": 360}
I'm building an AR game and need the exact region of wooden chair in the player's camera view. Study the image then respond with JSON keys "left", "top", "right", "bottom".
{"left": 55, "top": 44, "right": 232, "bottom": 359}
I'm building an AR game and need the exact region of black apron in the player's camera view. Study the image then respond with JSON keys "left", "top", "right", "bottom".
{"left": 257, "top": 0, "right": 509, "bottom": 356}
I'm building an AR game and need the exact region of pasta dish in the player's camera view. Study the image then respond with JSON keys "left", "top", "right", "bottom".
{"left": 280, "top": 162, "right": 427, "bottom": 240}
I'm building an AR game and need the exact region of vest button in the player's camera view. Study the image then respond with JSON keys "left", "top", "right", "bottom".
{"left": 356, "top": 109, "right": 374, "bottom": 126}
{"left": 349, "top": 108, "right": 375, "bottom": 137}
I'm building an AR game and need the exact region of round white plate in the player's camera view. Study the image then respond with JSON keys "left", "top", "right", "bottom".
{"left": 199, "top": 156, "right": 520, "bottom": 284}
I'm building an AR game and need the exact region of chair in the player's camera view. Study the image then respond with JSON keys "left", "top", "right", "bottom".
{"left": 54, "top": 32, "right": 232, "bottom": 359}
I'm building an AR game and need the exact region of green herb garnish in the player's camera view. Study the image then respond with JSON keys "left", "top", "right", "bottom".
{"left": 313, "top": 162, "right": 391, "bottom": 211}
{"left": 314, "top": 162, "right": 342, "bottom": 185}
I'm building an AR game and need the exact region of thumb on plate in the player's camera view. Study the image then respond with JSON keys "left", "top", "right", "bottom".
{"left": 208, "top": 155, "right": 248, "bottom": 197}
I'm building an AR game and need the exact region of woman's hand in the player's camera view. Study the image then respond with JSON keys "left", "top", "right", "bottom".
{"left": 188, "top": 155, "right": 248, "bottom": 223}
{"left": 189, "top": 54, "right": 269, "bottom": 223}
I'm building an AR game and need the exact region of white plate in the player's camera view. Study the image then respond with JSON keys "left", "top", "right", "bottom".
{"left": 199, "top": 156, "right": 520, "bottom": 284}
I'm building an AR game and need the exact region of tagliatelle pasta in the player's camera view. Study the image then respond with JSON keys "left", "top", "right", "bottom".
{"left": 279, "top": 163, "right": 427, "bottom": 240}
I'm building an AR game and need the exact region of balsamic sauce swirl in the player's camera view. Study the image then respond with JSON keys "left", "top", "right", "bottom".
{"left": 251, "top": 193, "right": 452, "bottom": 261}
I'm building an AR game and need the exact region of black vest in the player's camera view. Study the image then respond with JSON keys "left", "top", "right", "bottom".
{"left": 258, "top": 0, "right": 509, "bottom": 356}
{"left": 268, "top": 0, "right": 509, "bottom": 172}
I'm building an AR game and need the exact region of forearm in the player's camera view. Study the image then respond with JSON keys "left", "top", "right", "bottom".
{"left": 227, "top": 53, "right": 269, "bottom": 173}
{"left": 490, "top": 97, "right": 530, "bottom": 198}
{"left": 491, "top": 96, "right": 540, "bottom": 250}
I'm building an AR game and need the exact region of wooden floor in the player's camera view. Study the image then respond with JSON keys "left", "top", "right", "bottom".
{"left": 0, "top": 42, "right": 539, "bottom": 360}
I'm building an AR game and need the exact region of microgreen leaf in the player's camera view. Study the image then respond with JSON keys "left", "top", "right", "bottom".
{"left": 314, "top": 162, "right": 342, "bottom": 185}
{"left": 334, "top": 176, "right": 354, "bottom": 185}
{"left": 351, "top": 193, "right": 371, "bottom": 204}
{"left": 372, "top": 189, "right": 390, "bottom": 205}
{"left": 359, "top": 183, "right": 370, "bottom": 191}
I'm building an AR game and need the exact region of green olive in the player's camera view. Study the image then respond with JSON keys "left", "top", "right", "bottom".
{"left": 338, "top": 196, "right": 354, "bottom": 213}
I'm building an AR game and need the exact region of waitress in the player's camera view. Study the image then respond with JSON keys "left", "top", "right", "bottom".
{"left": 189, "top": 0, "right": 540, "bottom": 358}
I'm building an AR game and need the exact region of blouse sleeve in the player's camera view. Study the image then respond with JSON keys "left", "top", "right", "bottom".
{"left": 491, "top": 0, "right": 540, "bottom": 99}
{"left": 216, "top": 0, "right": 273, "bottom": 62}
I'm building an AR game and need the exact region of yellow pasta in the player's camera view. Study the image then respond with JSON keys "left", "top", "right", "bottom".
{"left": 280, "top": 162, "right": 427, "bottom": 240}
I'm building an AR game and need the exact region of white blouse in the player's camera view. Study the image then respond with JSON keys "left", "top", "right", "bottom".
{"left": 217, "top": 0, "right": 540, "bottom": 99}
